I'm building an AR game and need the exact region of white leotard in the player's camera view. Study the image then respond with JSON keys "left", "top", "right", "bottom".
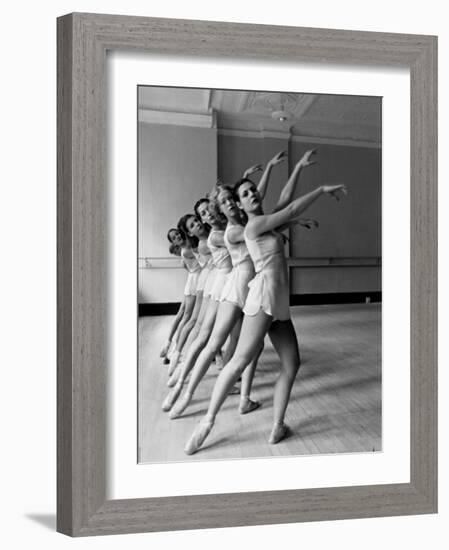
{"left": 220, "top": 223, "right": 255, "bottom": 309}
{"left": 207, "top": 229, "right": 232, "bottom": 301}
{"left": 181, "top": 248, "right": 201, "bottom": 296}
{"left": 243, "top": 229, "right": 290, "bottom": 321}
{"left": 194, "top": 238, "right": 214, "bottom": 294}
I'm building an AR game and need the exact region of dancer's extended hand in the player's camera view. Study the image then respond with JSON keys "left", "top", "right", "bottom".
{"left": 243, "top": 164, "right": 263, "bottom": 178}
{"left": 322, "top": 184, "right": 347, "bottom": 201}
{"left": 297, "top": 149, "right": 317, "bottom": 169}
{"left": 268, "top": 150, "right": 287, "bottom": 167}
{"left": 297, "top": 218, "right": 319, "bottom": 229}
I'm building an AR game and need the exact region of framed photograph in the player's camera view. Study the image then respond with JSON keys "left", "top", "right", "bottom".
{"left": 57, "top": 13, "right": 437, "bottom": 536}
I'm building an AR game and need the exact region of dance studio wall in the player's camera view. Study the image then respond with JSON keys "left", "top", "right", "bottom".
{"left": 138, "top": 122, "right": 217, "bottom": 303}
{"left": 217, "top": 134, "right": 381, "bottom": 296}
{"left": 288, "top": 141, "right": 381, "bottom": 295}
{"left": 139, "top": 128, "right": 381, "bottom": 305}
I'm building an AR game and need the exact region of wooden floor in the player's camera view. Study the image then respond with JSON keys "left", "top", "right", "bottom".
{"left": 138, "top": 303, "right": 381, "bottom": 463}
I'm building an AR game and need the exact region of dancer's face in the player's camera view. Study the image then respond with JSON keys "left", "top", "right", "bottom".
{"left": 168, "top": 229, "right": 184, "bottom": 247}
{"left": 237, "top": 181, "right": 262, "bottom": 214}
{"left": 197, "top": 200, "right": 214, "bottom": 226}
{"left": 218, "top": 188, "right": 238, "bottom": 220}
{"left": 186, "top": 215, "right": 204, "bottom": 237}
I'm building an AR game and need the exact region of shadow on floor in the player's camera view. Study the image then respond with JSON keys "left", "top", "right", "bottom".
{"left": 25, "top": 513, "right": 56, "bottom": 531}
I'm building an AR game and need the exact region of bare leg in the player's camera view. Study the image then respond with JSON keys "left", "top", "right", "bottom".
{"left": 183, "top": 294, "right": 211, "bottom": 352}
{"left": 184, "top": 310, "right": 272, "bottom": 454}
{"left": 222, "top": 317, "right": 241, "bottom": 365}
{"left": 168, "top": 292, "right": 203, "bottom": 375}
{"left": 239, "top": 342, "right": 264, "bottom": 414}
{"left": 267, "top": 319, "right": 301, "bottom": 443}
{"left": 160, "top": 299, "right": 186, "bottom": 358}
{"left": 163, "top": 299, "right": 219, "bottom": 412}
{"left": 172, "top": 296, "right": 194, "bottom": 348}
{"left": 170, "top": 302, "right": 241, "bottom": 418}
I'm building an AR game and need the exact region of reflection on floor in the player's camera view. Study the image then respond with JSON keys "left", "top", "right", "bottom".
{"left": 138, "top": 303, "right": 381, "bottom": 463}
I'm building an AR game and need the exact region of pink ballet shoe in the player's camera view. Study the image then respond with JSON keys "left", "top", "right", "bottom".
{"left": 161, "top": 383, "right": 183, "bottom": 412}
{"left": 239, "top": 398, "right": 261, "bottom": 415}
{"left": 268, "top": 422, "right": 290, "bottom": 444}
{"left": 184, "top": 420, "right": 214, "bottom": 455}
{"left": 168, "top": 392, "right": 193, "bottom": 419}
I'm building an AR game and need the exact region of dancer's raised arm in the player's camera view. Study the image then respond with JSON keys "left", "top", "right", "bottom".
{"left": 256, "top": 150, "right": 287, "bottom": 200}
{"left": 242, "top": 163, "right": 263, "bottom": 180}
{"left": 246, "top": 184, "right": 346, "bottom": 239}
{"left": 273, "top": 149, "right": 316, "bottom": 213}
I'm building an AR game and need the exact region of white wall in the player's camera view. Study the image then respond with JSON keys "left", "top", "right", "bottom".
{"left": 3, "top": 2, "right": 447, "bottom": 550}
{"left": 138, "top": 122, "right": 217, "bottom": 302}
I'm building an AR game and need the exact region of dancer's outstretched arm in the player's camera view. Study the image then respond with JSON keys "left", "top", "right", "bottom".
{"left": 273, "top": 149, "right": 316, "bottom": 213}
{"left": 246, "top": 185, "right": 347, "bottom": 239}
{"left": 256, "top": 151, "right": 287, "bottom": 200}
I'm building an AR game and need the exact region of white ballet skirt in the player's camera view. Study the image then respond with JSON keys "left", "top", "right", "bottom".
{"left": 182, "top": 248, "right": 201, "bottom": 297}
{"left": 220, "top": 223, "right": 255, "bottom": 309}
{"left": 207, "top": 229, "right": 232, "bottom": 301}
{"left": 243, "top": 229, "right": 290, "bottom": 321}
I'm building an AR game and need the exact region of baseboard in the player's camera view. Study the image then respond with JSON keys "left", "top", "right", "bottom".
{"left": 290, "top": 292, "right": 382, "bottom": 306}
{"left": 139, "top": 292, "right": 381, "bottom": 316}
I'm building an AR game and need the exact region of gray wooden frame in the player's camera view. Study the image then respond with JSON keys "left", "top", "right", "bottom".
{"left": 57, "top": 12, "right": 438, "bottom": 537}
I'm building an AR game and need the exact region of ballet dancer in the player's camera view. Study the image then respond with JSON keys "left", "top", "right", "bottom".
{"left": 164, "top": 151, "right": 290, "bottom": 409}
{"left": 166, "top": 212, "right": 215, "bottom": 378}
{"left": 184, "top": 169, "right": 347, "bottom": 454}
{"left": 169, "top": 149, "right": 318, "bottom": 419}
{"left": 161, "top": 227, "right": 201, "bottom": 364}
{"left": 159, "top": 240, "right": 188, "bottom": 363}
{"left": 162, "top": 196, "right": 233, "bottom": 410}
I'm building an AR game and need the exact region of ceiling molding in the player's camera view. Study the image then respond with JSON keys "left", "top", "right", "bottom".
{"left": 218, "top": 128, "right": 290, "bottom": 140}
{"left": 290, "top": 135, "right": 381, "bottom": 149}
{"left": 139, "top": 109, "right": 215, "bottom": 128}
{"left": 218, "top": 129, "right": 380, "bottom": 148}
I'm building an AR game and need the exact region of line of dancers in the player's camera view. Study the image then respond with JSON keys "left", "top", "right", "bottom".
{"left": 159, "top": 149, "right": 347, "bottom": 455}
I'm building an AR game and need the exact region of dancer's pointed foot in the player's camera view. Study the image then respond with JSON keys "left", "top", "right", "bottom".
{"left": 161, "top": 382, "right": 183, "bottom": 412}
{"left": 167, "top": 351, "right": 180, "bottom": 376}
{"left": 167, "top": 366, "right": 180, "bottom": 387}
{"left": 184, "top": 419, "right": 214, "bottom": 455}
{"left": 160, "top": 340, "right": 171, "bottom": 358}
{"left": 239, "top": 397, "right": 261, "bottom": 415}
{"left": 268, "top": 422, "right": 290, "bottom": 444}
{"left": 169, "top": 391, "right": 193, "bottom": 419}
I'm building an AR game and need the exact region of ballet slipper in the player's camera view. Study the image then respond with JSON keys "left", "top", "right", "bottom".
{"left": 160, "top": 340, "right": 171, "bottom": 358}
{"left": 268, "top": 422, "right": 290, "bottom": 444}
{"left": 161, "top": 382, "right": 183, "bottom": 412}
{"left": 168, "top": 392, "right": 193, "bottom": 419}
{"left": 167, "top": 351, "right": 180, "bottom": 376}
{"left": 167, "top": 366, "right": 180, "bottom": 387}
{"left": 238, "top": 398, "right": 261, "bottom": 415}
{"left": 184, "top": 419, "right": 214, "bottom": 455}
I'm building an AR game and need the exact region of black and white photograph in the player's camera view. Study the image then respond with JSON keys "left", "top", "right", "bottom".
{"left": 138, "top": 85, "right": 382, "bottom": 463}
